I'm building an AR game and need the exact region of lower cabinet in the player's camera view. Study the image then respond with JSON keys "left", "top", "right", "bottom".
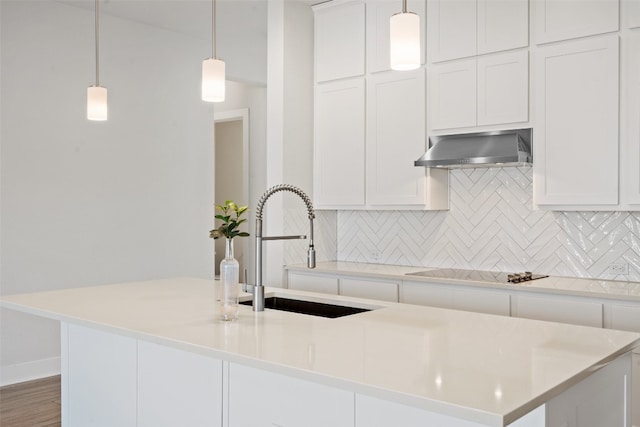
{"left": 339, "top": 277, "right": 399, "bottom": 302}
{"left": 512, "top": 294, "right": 603, "bottom": 328}
{"left": 63, "top": 323, "right": 223, "bottom": 427}
{"left": 64, "top": 323, "right": 138, "bottom": 427}
{"left": 228, "top": 363, "right": 354, "bottom": 427}
{"left": 137, "top": 341, "right": 223, "bottom": 427}
{"left": 401, "top": 280, "right": 511, "bottom": 316}
{"left": 288, "top": 272, "right": 339, "bottom": 294}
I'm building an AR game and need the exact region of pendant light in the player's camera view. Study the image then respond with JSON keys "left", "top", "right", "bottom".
{"left": 87, "top": 0, "right": 107, "bottom": 121}
{"left": 389, "top": 0, "right": 421, "bottom": 71}
{"left": 202, "top": 0, "right": 225, "bottom": 102}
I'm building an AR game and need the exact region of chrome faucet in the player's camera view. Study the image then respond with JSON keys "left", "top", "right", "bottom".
{"left": 253, "top": 184, "right": 316, "bottom": 312}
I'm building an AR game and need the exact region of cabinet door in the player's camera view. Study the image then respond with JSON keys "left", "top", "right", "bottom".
{"left": 477, "top": 50, "right": 529, "bottom": 126}
{"left": 65, "top": 323, "right": 137, "bottom": 427}
{"left": 314, "top": 1, "right": 365, "bottom": 82}
{"left": 624, "top": 32, "right": 640, "bottom": 204}
{"left": 428, "top": 0, "right": 476, "bottom": 62}
{"left": 228, "top": 363, "right": 354, "bottom": 427}
{"left": 401, "top": 281, "right": 454, "bottom": 309}
{"left": 288, "top": 271, "right": 339, "bottom": 294}
{"left": 366, "top": 0, "right": 426, "bottom": 73}
{"left": 477, "top": 0, "right": 529, "bottom": 55}
{"left": 137, "top": 341, "right": 223, "bottom": 427}
{"left": 453, "top": 289, "right": 511, "bottom": 316}
{"left": 430, "top": 59, "right": 477, "bottom": 130}
{"left": 628, "top": 0, "right": 640, "bottom": 28}
{"left": 513, "top": 294, "right": 603, "bottom": 327}
{"left": 366, "top": 69, "right": 427, "bottom": 205}
{"left": 534, "top": 36, "right": 619, "bottom": 206}
{"left": 314, "top": 78, "right": 365, "bottom": 207}
{"left": 546, "top": 353, "right": 631, "bottom": 427}
{"left": 534, "top": 0, "right": 619, "bottom": 44}
{"left": 356, "top": 394, "right": 493, "bottom": 427}
{"left": 607, "top": 302, "right": 640, "bottom": 333}
{"left": 339, "top": 277, "right": 399, "bottom": 302}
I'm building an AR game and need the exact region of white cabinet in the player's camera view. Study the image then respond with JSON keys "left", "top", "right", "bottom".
{"left": 477, "top": 0, "right": 529, "bottom": 55}
{"left": 430, "top": 50, "right": 529, "bottom": 130}
{"left": 340, "top": 277, "right": 399, "bottom": 302}
{"left": 137, "top": 341, "right": 223, "bottom": 427}
{"left": 315, "top": 1, "right": 365, "bottom": 82}
{"left": 64, "top": 323, "right": 137, "bottom": 427}
{"left": 428, "top": 0, "right": 528, "bottom": 62}
{"left": 605, "top": 302, "right": 640, "bottom": 333}
{"left": 627, "top": 0, "right": 640, "bottom": 28}
{"left": 477, "top": 50, "right": 529, "bottom": 126}
{"left": 228, "top": 362, "right": 354, "bottom": 427}
{"left": 546, "top": 352, "right": 631, "bottom": 427}
{"left": 534, "top": 35, "right": 619, "bottom": 207}
{"left": 366, "top": 0, "right": 426, "bottom": 73}
{"left": 428, "top": 0, "right": 476, "bottom": 62}
{"left": 624, "top": 32, "right": 640, "bottom": 205}
{"left": 512, "top": 294, "right": 603, "bottom": 328}
{"left": 366, "top": 69, "right": 430, "bottom": 206}
{"left": 431, "top": 58, "right": 477, "bottom": 129}
{"left": 534, "top": 0, "right": 619, "bottom": 45}
{"left": 314, "top": 78, "right": 366, "bottom": 207}
{"left": 401, "top": 280, "right": 454, "bottom": 308}
{"left": 453, "top": 288, "right": 511, "bottom": 316}
{"left": 288, "top": 271, "right": 339, "bottom": 294}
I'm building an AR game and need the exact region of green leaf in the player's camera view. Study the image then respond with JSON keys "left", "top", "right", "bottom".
{"left": 237, "top": 232, "right": 250, "bottom": 237}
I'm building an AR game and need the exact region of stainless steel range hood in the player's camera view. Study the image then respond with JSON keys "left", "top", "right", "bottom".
{"left": 414, "top": 128, "right": 533, "bottom": 168}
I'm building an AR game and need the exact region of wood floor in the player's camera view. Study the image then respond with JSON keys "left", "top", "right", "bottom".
{"left": 0, "top": 376, "right": 61, "bottom": 427}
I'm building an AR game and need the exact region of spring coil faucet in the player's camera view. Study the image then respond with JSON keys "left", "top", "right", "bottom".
{"left": 253, "top": 184, "right": 316, "bottom": 312}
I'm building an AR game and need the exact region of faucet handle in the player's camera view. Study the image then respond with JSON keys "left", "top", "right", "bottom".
{"left": 307, "top": 246, "right": 316, "bottom": 269}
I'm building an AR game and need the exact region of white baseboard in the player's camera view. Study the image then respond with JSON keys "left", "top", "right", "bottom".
{"left": 0, "top": 357, "right": 61, "bottom": 386}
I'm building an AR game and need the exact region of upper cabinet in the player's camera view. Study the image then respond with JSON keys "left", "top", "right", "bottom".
{"left": 622, "top": 31, "right": 640, "bottom": 205}
{"left": 628, "top": 0, "right": 640, "bottom": 28}
{"left": 314, "top": 78, "right": 366, "bottom": 207}
{"left": 428, "top": 0, "right": 528, "bottom": 63}
{"left": 534, "top": 35, "right": 619, "bottom": 206}
{"left": 315, "top": 1, "right": 365, "bottom": 82}
{"left": 534, "top": 0, "right": 619, "bottom": 44}
{"left": 430, "top": 49, "right": 529, "bottom": 130}
{"left": 366, "top": 0, "right": 426, "bottom": 73}
{"left": 313, "top": 0, "right": 448, "bottom": 210}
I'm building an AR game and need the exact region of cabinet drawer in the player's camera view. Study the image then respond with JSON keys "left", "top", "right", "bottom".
{"left": 606, "top": 302, "right": 640, "bottom": 333}
{"left": 288, "top": 272, "right": 339, "bottom": 295}
{"left": 400, "top": 281, "right": 454, "bottom": 309}
{"left": 339, "top": 278, "right": 399, "bottom": 302}
{"left": 513, "top": 294, "right": 603, "bottom": 328}
{"left": 453, "top": 289, "right": 511, "bottom": 316}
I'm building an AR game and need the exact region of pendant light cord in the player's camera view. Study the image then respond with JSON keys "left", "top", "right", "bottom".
{"left": 402, "top": 0, "right": 407, "bottom": 13}
{"left": 95, "top": 0, "right": 100, "bottom": 86}
{"left": 212, "top": 0, "right": 217, "bottom": 58}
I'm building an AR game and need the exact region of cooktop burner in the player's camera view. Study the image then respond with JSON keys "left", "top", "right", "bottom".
{"left": 405, "top": 268, "right": 549, "bottom": 284}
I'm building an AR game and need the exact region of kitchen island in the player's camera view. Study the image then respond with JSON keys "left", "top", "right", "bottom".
{"left": 1, "top": 277, "right": 639, "bottom": 427}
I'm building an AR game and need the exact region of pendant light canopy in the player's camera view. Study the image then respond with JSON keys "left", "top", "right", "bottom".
{"left": 87, "top": 0, "right": 107, "bottom": 121}
{"left": 390, "top": 0, "right": 421, "bottom": 71}
{"left": 202, "top": 0, "right": 225, "bottom": 102}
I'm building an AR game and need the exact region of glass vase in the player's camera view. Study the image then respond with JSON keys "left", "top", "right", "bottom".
{"left": 219, "top": 238, "right": 239, "bottom": 321}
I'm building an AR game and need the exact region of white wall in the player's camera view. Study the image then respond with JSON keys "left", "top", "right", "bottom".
{"left": 0, "top": 0, "right": 266, "bottom": 385}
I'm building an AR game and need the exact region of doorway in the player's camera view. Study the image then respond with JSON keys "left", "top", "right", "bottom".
{"left": 214, "top": 109, "right": 250, "bottom": 280}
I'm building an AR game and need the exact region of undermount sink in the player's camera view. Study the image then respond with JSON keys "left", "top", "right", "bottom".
{"left": 239, "top": 296, "right": 371, "bottom": 318}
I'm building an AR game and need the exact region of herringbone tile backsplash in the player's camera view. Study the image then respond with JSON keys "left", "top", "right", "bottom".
{"left": 336, "top": 167, "right": 640, "bottom": 281}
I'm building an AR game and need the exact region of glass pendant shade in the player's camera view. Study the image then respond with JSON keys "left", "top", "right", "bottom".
{"left": 390, "top": 12, "right": 421, "bottom": 71}
{"left": 87, "top": 85, "right": 108, "bottom": 121}
{"left": 202, "top": 58, "right": 225, "bottom": 102}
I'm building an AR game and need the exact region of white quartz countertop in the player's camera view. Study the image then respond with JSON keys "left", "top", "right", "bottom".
{"left": 2, "top": 278, "right": 639, "bottom": 426}
{"left": 286, "top": 261, "right": 640, "bottom": 302}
